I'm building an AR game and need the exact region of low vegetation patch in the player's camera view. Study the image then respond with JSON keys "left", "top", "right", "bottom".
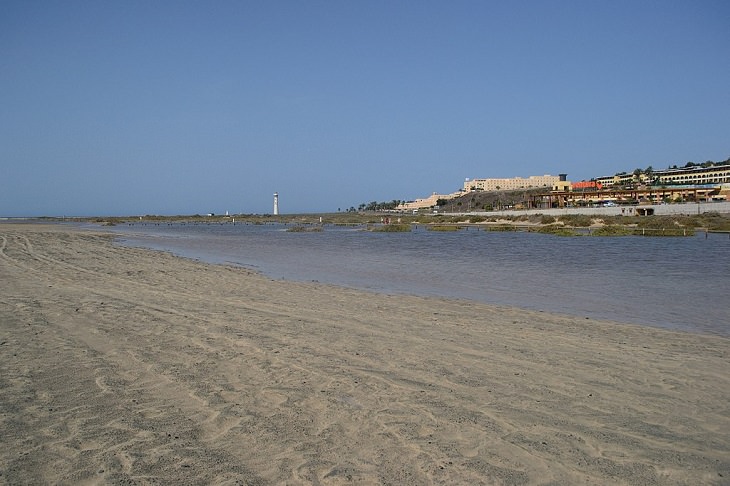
{"left": 540, "top": 215, "right": 556, "bottom": 225}
{"left": 590, "top": 225, "right": 634, "bottom": 236}
{"left": 557, "top": 214, "right": 594, "bottom": 227}
{"left": 369, "top": 224, "right": 412, "bottom": 232}
{"left": 427, "top": 225, "right": 461, "bottom": 232}
{"left": 487, "top": 224, "right": 519, "bottom": 232}
{"left": 682, "top": 212, "right": 730, "bottom": 232}
{"left": 635, "top": 215, "right": 685, "bottom": 230}
{"left": 631, "top": 227, "right": 695, "bottom": 237}
{"left": 286, "top": 225, "right": 323, "bottom": 232}
{"left": 78, "top": 209, "right": 730, "bottom": 235}
{"left": 531, "top": 225, "right": 578, "bottom": 236}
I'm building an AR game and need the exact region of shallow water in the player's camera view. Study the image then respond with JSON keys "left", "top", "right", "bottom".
{"left": 106, "top": 222, "right": 729, "bottom": 335}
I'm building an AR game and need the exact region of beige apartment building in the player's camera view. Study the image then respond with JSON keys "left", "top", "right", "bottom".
{"left": 464, "top": 174, "right": 564, "bottom": 192}
{"left": 397, "top": 192, "right": 460, "bottom": 211}
{"left": 595, "top": 173, "right": 636, "bottom": 187}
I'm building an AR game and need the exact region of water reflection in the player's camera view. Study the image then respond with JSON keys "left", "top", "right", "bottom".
{"left": 110, "top": 223, "right": 730, "bottom": 335}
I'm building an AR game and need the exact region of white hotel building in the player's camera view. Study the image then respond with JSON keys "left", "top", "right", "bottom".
{"left": 595, "top": 165, "right": 730, "bottom": 187}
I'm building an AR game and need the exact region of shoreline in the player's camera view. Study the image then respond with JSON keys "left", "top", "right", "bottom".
{"left": 1, "top": 223, "right": 729, "bottom": 484}
{"left": 107, "top": 221, "right": 729, "bottom": 338}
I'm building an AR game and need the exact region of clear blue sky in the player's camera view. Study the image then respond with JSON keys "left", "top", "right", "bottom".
{"left": 2, "top": 1, "right": 728, "bottom": 216}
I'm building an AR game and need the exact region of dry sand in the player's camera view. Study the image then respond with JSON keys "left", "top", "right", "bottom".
{"left": 1, "top": 223, "right": 728, "bottom": 485}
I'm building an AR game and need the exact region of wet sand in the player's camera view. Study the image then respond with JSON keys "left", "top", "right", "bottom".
{"left": 1, "top": 223, "right": 728, "bottom": 484}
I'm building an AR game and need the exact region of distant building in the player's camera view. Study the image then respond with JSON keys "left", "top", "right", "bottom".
{"left": 464, "top": 174, "right": 563, "bottom": 192}
{"left": 655, "top": 165, "right": 730, "bottom": 185}
{"left": 396, "top": 192, "right": 461, "bottom": 211}
{"left": 395, "top": 164, "right": 730, "bottom": 214}
{"left": 595, "top": 173, "right": 636, "bottom": 187}
{"left": 572, "top": 181, "right": 603, "bottom": 191}
{"left": 596, "top": 165, "right": 730, "bottom": 188}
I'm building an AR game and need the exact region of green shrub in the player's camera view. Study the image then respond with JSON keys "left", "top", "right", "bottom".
{"left": 487, "top": 224, "right": 518, "bottom": 232}
{"left": 590, "top": 225, "right": 633, "bottom": 236}
{"left": 635, "top": 216, "right": 682, "bottom": 229}
{"left": 533, "top": 225, "right": 577, "bottom": 236}
{"left": 370, "top": 224, "right": 412, "bottom": 232}
{"left": 286, "top": 226, "right": 323, "bottom": 232}
{"left": 558, "top": 215, "right": 593, "bottom": 227}
{"left": 427, "top": 225, "right": 461, "bottom": 232}
{"left": 540, "top": 215, "right": 556, "bottom": 225}
{"left": 631, "top": 227, "right": 695, "bottom": 237}
{"left": 693, "top": 212, "right": 730, "bottom": 231}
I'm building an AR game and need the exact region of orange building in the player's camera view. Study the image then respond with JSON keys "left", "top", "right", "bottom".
{"left": 572, "top": 181, "right": 603, "bottom": 191}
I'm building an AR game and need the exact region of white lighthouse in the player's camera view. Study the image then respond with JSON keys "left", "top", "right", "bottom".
{"left": 273, "top": 192, "right": 279, "bottom": 215}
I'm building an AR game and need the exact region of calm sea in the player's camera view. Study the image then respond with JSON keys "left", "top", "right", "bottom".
{"left": 105, "top": 222, "right": 729, "bottom": 336}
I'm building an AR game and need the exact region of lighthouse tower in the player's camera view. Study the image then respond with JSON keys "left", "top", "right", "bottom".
{"left": 273, "top": 192, "right": 279, "bottom": 215}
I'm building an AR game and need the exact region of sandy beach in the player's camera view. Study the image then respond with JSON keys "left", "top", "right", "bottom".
{"left": 1, "top": 224, "right": 728, "bottom": 485}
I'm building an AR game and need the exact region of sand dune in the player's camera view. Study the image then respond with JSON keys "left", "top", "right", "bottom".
{"left": 1, "top": 223, "right": 728, "bottom": 484}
